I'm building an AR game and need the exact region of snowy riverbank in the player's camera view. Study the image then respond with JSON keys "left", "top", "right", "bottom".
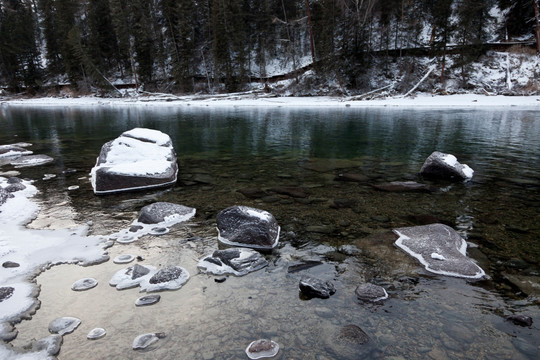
{"left": 2, "top": 93, "right": 540, "bottom": 108}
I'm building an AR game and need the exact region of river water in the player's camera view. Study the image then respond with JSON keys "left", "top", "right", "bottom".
{"left": 1, "top": 105, "right": 539, "bottom": 359}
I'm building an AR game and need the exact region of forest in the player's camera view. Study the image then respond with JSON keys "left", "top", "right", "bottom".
{"left": 0, "top": 0, "right": 538, "bottom": 95}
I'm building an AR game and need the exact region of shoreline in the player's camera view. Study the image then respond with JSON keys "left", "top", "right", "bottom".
{"left": 2, "top": 93, "right": 540, "bottom": 108}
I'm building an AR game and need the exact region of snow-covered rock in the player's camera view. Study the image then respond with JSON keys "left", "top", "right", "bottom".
{"left": 0, "top": 145, "right": 32, "bottom": 158}
{"left": 393, "top": 223, "right": 485, "bottom": 279}
{"left": 10, "top": 155, "right": 54, "bottom": 168}
{"left": 216, "top": 206, "right": 280, "bottom": 250}
{"left": 198, "top": 248, "right": 268, "bottom": 276}
{"left": 109, "top": 264, "right": 189, "bottom": 292}
{"left": 420, "top": 151, "right": 474, "bottom": 181}
{"left": 90, "top": 128, "right": 178, "bottom": 194}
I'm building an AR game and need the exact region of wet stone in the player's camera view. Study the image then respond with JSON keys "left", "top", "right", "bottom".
{"left": 269, "top": 186, "right": 308, "bottom": 198}
{"left": 135, "top": 294, "right": 161, "bottom": 306}
{"left": 71, "top": 278, "right": 98, "bottom": 291}
{"left": 299, "top": 275, "right": 336, "bottom": 299}
{"left": 133, "top": 333, "right": 166, "bottom": 350}
{"left": 132, "top": 264, "right": 151, "bottom": 279}
{"left": 198, "top": 248, "right": 268, "bottom": 276}
{"left": 87, "top": 328, "right": 106, "bottom": 340}
{"left": 137, "top": 202, "right": 196, "bottom": 224}
{"left": 237, "top": 188, "right": 268, "bottom": 199}
{"left": 506, "top": 314, "right": 533, "bottom": 327}
{"left": 372, "top": 181, "right": 436, "bottom": 193}
{"left": 29, "top": 334, "right": 63, "bottom": 356}
{"left": 146, "top": 266, "right": 190, "bottom": 292}
{"left": 245, "top": 339, "right": 279, "bottom": 359}
{"left": 335, "top": 173, "right": 369, "bottom": 182}
{"left": 355, "top": 283, "right": 389, "bottom": 302}
{"left": 2, "top": 261, "right": 20, "bottom": 268}
{"left": 419, "top": 151, "right": 473, "bottom": 181}
{"left": 48, "top": 317, "right": 81, "bottom": 335}
{"left": 10, "top": 154, "right": 54, "bottom": 168}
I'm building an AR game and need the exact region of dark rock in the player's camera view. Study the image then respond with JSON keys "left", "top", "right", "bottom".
{"left": 306, "top": 225, "right": 335, "bottom": 234}
{"left": 329, "top": 198, "right": 356, "bottom": 209}
{"left": 372, "top": 181, "right": 436, "bottom": 192}
{"left": 299, "top": 275, "right": 336, "bottom": 299}
{"left": 6, "top": 177, "right": 22, "bottom": 184}
{"left": 287, "top": 260, "right": 323, "bottom": 273}
{"left": 355, "top": 283, "right": 388, "bottom": 302}
{"left": 149, "top": 266, "right": 185, "bottom": 284}
{"left": 214, "top": 277, "right": 227, "bottom": 283}
{"left": 393, "top": 223, "right": 485, "bottom": 279}
{"left": 5, "top": 182, "right": 26, "bottom": 192}
{"left": 129, "top": 225, "right": 143, "bottom": 232}
{"left": 0, "top": 286, "right": 14, "bottom": 302}
{"left": 237, "top": 188, "right": 268, "bottom": 199}
{"left": 269, "top": 186, "right": 308, "bottom": 198}
{"left": 419, "top": 151, "right": 473, "bottom": 181}
{"left": 198, "top": 248, "right": 268, "bottom": 276}
{"left": 135, "top": 294, "right": 161, "bottom": 306}
{"left": 506, "top": 315, "right": 533, "bottom": 327}
{"left": 335, "top": 324, "right": 370, "bottom": 345}
{"left": 90, "top": 128, "right": 178, "bottom": 194}
{"left": 216, "top": 205, "right": 280, "bottom": 250}
{"left": 132, "top": 264, "right": 151, "bottom": 279}
{"left": 137, "top": 202, "right": 195, "bottom": 224}
{"left": 2, "top": 261, "right": 20, "bottom": 268}
{"left": 335, "top": 173, "right": 369, "bottom": 182}
{"left": 0, "top": 187, "right": 11, "bottom": 206}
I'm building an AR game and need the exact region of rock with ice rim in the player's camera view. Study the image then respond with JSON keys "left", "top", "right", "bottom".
{"left": 113, "top": 254, "right": 135, "bottom": 264}
{"left": 137, "top": 202, "right": 196, "bottom": 224}
{"left": 90, "top": 128, "right": 178, "bottom": 194}
{"left": 216, "top": 206, "right": 280, "bottom": 250}
{"left": 0, "top": 144, "right": 33, "bottom": 158}
{"left": 48, "top": 317, "right": 81, "bottom": 335}
{"left": 10, "top": 154, "right": 54, "bottom": 168}
{"left": 133, "top": 332, "right": 165, "bottom": 350}
{"left": 393, "top": 223, "right": 485, "bottom": 279}
{"left": 198, "top": 248, "right": 268, "bottom": 276}
{"left": 144, "top": 266, "right": 190, "bottom": 292}
{"left": 355, "top": 283, "right": 388, "bottom": 302}
{"left": 71, "top": 278, "right": 98, "bottom": 291}
{"left": 135, "top": 294, "right": 161, "bottom": 306}
{"left": 87, "top": 328, "right": 106, "bottom": 340}
{"left": 299, "top": 275, "right": 336, "bottom": 299}
{"left": 420, "top": 151, "right": 474, "bottom": 181}
{"left": 245, "top": 339, "right": 280, "bottom": 359}
{"left": 109, "top": 264, "right": 156, "bottom": 290}
{"left": 30, "top": 334, "right": 63, "bottom": 356}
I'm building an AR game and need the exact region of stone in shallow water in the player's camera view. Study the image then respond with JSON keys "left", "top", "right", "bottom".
{"left": 109, "top": 264, "right": 156, "bottom": 290}
{"left": 245, "top": 339, "right": 279, "bottom": 359}
{"left": 48, "top": 317, "right": 81, "bottom": 335}
{"left": 216, "top": 205, "right": 280, "bottom": 250}
{"left": 132, "top": 333, "right": 166, "bottom": 350}
{"left": 299, "top": 275, "right": 336, "bottom": 299}
{"left": 393, "top": 223, "right": 485, "bottom": 279}
{"left": 145, "top": 266, "right": 190, "bottom": 292}
{"left": 137, "top": 202, "right": 196, "bottom": 224}
{"left": 372, "top": 181, "right": 436, "bottom": 193}
{"left": 10, "top": 154, "right": 54, "bottom": 168}
{"left": 113, "top": 254, "right": 135, "bottom": 264}
{"left": 135, "top": 294, "right": 161, "bottom": 307}
{"left": 198, "top": 248, "right": 268, "bottom": 276}
{"left": 420, "top": 151, "right": 473, "bottom": 181}
{"left": 355, "top": 283, "right": 388, "bottom": 302}
{"left": 506, "top": 315, "right": 533, "bottom": 327}
{"left": 71, "top": 278, "right": 98, "bottom": 291}
{"left": 335, "top": 324, "right": 370, "bottom": 345}
{"left": 87, "top": 328, "right": 106, "bottom": 340}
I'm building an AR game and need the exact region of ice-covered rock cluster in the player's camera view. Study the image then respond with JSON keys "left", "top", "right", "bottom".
{"left": 198, "top": 248, "right": 268, "bottom": 276}
{"left": 109, "top": 264, "right": 190, "bottom": 292}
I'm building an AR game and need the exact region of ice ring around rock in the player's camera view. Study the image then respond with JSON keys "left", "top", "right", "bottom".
{"left": 48, "top": 317, "right": 81, "bottom": 335}
{"left": 135, "top": 294, "right": 161, "bottom": 307}
{"left": 393, "top": 223, "right": 485, "bottom": 279}
{"left": 87, "top": 328, "right": 106, "bottom": 340}
{"left": 245, "top": 339, "right": 280, "bottom": 359}
{"left": 113, "top": 254, "right": 135, "bottom": 264}
{"left": 133, "top": 332, "right": 166, "bottom": 350}
{"left": 71, "top": 278, "right": 98, "bottom": 291}
{"left": 197, "top": 248, "right": 268, "bottom": 276}
{"left": 355, "top": 283, "right": 388, "bottom": 302}
{"left": 110, "top": 264, "right": 189, "bottom": 292}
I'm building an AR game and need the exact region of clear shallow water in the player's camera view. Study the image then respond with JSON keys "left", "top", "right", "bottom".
{"left": 0, "top": 105, "right": 539, "bottom": 359}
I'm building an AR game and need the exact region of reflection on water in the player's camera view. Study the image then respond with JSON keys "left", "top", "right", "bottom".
{"left": 1, "top": 105, "right": 539, "bottom": 359}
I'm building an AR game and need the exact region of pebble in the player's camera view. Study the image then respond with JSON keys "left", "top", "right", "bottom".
{"left": 87, "top": 328, "right": 106, "bottom": 340}
{"left": 48, "top": 317, "right": 81, "bottom": 335}
{"left": 135, "top": 294, "right": 161, "bottom": 307}
{"left": 71, "top": 278, "right": 98, "bottom": 291}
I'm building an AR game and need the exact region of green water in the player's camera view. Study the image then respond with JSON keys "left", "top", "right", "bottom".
{"left": 1, "top": 105, "right": 539, "bottom": 359}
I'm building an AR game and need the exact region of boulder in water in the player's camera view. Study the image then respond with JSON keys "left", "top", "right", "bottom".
{"left": 216, "top": 206, "right": 280, "bottom": 250}
{"left": 137, "top": 202, "right": 195, "bottom": 224}
{"left": 299, "top": 275, "right": 336, "bottom": 299}
{"left": 355, "top": 283, "right": 388, "bottom": 302}
{"left": 420, "top": 151, "right": 473, "bottom": 181}
{"left": 90, "top": 128, "right": 178, "bottom": 194}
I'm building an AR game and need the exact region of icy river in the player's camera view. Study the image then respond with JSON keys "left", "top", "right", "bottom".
{"left": 0, "top": 105, "right": 539, "bottom": 359}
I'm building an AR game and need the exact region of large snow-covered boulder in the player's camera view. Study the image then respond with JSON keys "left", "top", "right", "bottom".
{"left": 216, "top": 206, "right": 280, "bottom": 250}
{"left": 419, "top": 151, "right": 473, "bottom": 181}
{"left": 393, "top": 223, "right": 485, "bottom": 279}
{"left": 90, "top": 128, "right": 178, "bottom": 194}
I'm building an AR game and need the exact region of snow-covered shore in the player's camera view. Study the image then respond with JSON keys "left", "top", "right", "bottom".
{"left": 2, "top": 93, "right": 540, "bottom": 108}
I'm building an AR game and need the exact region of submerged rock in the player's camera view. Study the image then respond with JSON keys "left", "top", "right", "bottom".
{"left": 198, "top": 248, "right": 268, "bottom": 276}
{"left": 90, "top": 128, "right": 178, "bottom": 194}
{"left": 506, "top": 315, "right": 533, "bottom": 327}
{"left": 71, "top": 278, "right": 98, "bottom": 291}
{"left": 137, "top": 202, "right": 196, "bottom": 224}
{"left": 113, "top": 254, "right": 135, "bottom": 264}
{"left": 216, "top": 205, "right": 280, "bottom": 250}
{"left": 335, "top": 324, "right": 370, "bottom": 345}
{"left": 10, "top": 154, "right": 54, "bottom": 168}
{"left": 87, "top": 328, "right": 107, "bottom": 340}
{"left": 393, "top": 223, "right": 485, "bottom": 279}
{"left": 355, "top": 283, "right": 389, "bottom": 302}
{"left": 133, "top": 332, "right": 166, "bottom": 350}
{"left": 420, "top": 151, "right": 474, "bottom": 181}
{"left": 372, "top": 181, "right": 436, "bottom": 193}
{"left": 48, "top": 317, "right": 81, "bottom": 335}
{"left": 245, "top": 339, "right": 280, "bottom": 359}
{"left": 299, "top": 275, "right": 336, "bottom": 299}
